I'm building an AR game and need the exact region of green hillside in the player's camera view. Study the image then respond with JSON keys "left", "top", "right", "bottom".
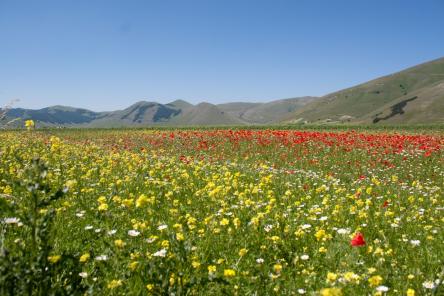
{"left": 167, "top": 102, "right": 244, "bottom": 126}
{"left": 287, "top": 57, "right": 444, "bottom": 124}
{"left": 238, "top": 97, "right": 317, "bottom": 124}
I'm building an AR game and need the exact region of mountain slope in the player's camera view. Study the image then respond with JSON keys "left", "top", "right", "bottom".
{"left": 236, "top": 97, "right": 317, "bottom": 124}
{"left": 287, "top": 57, "right": 444, "bottom": 124}
{"left": 88, "top": 101, "right": 181, "bottom": 127}
{"left": 168, "top": 102, "right": 244, "bottom": 125}
{"left": 6, "top": 105, "right": 99, "bottom": 125}
{"left": 2, "top": 96, "right": 316, "bottom": 127}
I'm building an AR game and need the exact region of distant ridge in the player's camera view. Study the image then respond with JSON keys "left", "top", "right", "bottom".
{"left": 2, "top": 57, "right": 444, "bottom": 127}
{"left": 1, "top": 97, "right": 317, "bottom": 127}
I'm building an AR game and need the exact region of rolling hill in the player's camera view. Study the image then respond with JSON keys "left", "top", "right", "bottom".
{"left": 286, "top": 57, "right": 444, "bottom": 124}
{"left": 2, "top": 56, "right": 444, "bottom": 127}
{"left": 0, "top": 97, "right": 316, "bottom": 127}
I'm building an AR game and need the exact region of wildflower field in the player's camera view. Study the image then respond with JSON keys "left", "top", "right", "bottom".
{"left": 0, "top": 128, "right": 443, "bottom": 295}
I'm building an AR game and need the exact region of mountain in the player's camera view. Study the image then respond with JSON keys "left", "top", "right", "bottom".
{"left": 86, "top": 101, "right": 181, "bottom": 127}
{"left": 5, "top": 105, "right": 99, "bottom": 125}
{"left": 286, "top": 57, "right": 444, "bottom": 124}
{"left": 3, "top": 57, "right": 444, "bottom": 127}
{"left": 1, "top": 97, "right": 316, "bottom": 127}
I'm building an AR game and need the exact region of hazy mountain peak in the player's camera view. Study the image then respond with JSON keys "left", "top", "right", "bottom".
{"left": 166, "top": 99, "right": 193, "bottom": 110}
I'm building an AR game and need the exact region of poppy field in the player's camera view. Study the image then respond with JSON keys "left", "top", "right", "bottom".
{"left": 0, "top": 128, "right": 443, "bottom": 295}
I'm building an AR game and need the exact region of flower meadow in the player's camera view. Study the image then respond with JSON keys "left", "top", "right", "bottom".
{"left": 0, "top": 128, "right": 443, "bottom": 295}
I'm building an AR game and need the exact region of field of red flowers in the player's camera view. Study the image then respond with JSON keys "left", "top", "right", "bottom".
{"left": 1, "top": 128, "right": 443, "bottom": 295}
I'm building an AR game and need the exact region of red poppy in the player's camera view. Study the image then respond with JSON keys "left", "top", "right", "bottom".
{"left": 351, "top": 232, "right": 366, "bottom": 247}
{"left": 382, "top": 200, "right": 389, "bottom": 208}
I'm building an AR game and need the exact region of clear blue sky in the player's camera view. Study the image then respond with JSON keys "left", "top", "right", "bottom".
{"left": 1, "top": 0, "right": 443, "bottom": 111}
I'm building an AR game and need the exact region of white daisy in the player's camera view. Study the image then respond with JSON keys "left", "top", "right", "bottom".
{"left": 376, "top": 286, "right": 389, "bottom": 292}
{"left": 157, "top": 224, "right": 168, "bottom": 231}
{"left": 95, "top": 255, "right": 108, "bottom": 261}
{"left": 264, "top": 224, "right": 273, "bottom": 232}
{"left": 410, "top": 240, "right": 420, "bottom": 246}
{"left": 301, "top": 224, "right": 312, "bottom": 230}
{"left": 128, "top": 230, "right": 140, "bottom": 237}
{"left": 337, "top": 228, "right": 350, "bottom": 235}
{"left": 107, "top": 229, "right": 117, "bottom": 235}
{"left": 4, "top": 217, "right": 20, "bottom": 224}
{"left": 422, "top": 281, "right": 436, "bottom": 289}
{"left": 153, "top": 249, "right": 167, "bottom": 257}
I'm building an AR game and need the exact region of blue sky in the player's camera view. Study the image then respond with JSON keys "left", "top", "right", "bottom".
{"left": 1, "top": 0, "right": 443, "bottom": 111}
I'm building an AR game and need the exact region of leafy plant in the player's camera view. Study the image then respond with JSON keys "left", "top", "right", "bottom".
{"left": 0, "top": 158, "right": 85, "bottom": 295}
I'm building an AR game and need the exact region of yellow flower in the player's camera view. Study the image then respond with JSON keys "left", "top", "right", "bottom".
{"left": 25, "top": 119, "right": 35, "bottom": 130}
{"left": 224, "top": 269, "right": 236, "bottom": 277}
{"left": 161, "top": 240, "right": 169, "bottom": 248}
{"left": 326, "top": 272, "right": 338, "bottom": 283}
{"left": 98, "top": 203, "right": 108, "bottom": 211}
{"left": 97, "top": 196, "right": 107, "bottom": 203}
{"left": 343, "top": 272, "right": 360, "bottom": 283}
{"left": 315, "top": 229, "right": 326, "bottom": 241}
{"left": 238, "top": 248, "right": 248, "bottom": 257}
{"left": 122, "top": 198, "right": 134, "bottom": 207}
{"left": 273, "top": 263, "right": 283, "bottom": 273}
{"left": 192, "top": 261, "right": 201, "bottom": 269}
{"left": 233, "top": 217, "right": 241, "bottom": 228}
{"left": 220, "top": 218, "right": 230, "bottom": 226}
{"left": 79, "top": 253, "right": 90, "bottom": 263}
{"left": 176, "top": 232, "right": 185, "bottom": 241}
{"left": 270, "top": 235, "right": 280, "bottom": 242}
{"left": 107, "top": 279, "right": 122, "bottom": 289}
{"left": 136, "top": 194, "right": 149, "bottom": 208}
{"left": 368, "top": 275, "right": 383, "bottom": 287}
{"left": 114, "top": 239, "right": 126, "bottom": 248}
{"left": 48, "top": 255, "right": 61, "bottom": 264}
{"left": 208, "top": 265, "right": 217, "bottom": 274}
{"left": 320, "top": 287, "right": 342, "bottom": 296}
{"left": 65, "top": 179, "right": 77, "bottom": 189}
{"left": 129, "top": 261, "right": 139, "bottom": 271}
{"left": 146, "top": 284, "right": 154, "bottom": 291}
{"left": 406, "top": 288, "right": 415, "bottom": 296}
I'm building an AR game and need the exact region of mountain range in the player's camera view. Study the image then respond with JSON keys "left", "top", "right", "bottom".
{"left": 1, "top": 57, "right": 444, "bottom": 127}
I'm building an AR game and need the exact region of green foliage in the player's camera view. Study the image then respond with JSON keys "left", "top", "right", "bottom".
{"left": 0, "top": 158, "right": 84, "bottom": 295}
